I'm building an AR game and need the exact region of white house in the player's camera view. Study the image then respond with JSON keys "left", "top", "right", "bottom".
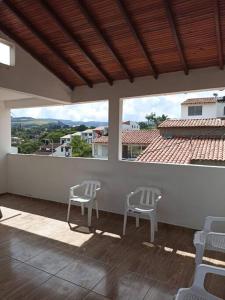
{"left": 60, "top": 132, "right": 81, "bottom": 144}
{"left": 80, "top": 129, "right": 93, "bottom": 144}
{"left": 181, "top": 96, "right": 225, "bottom": 119}
{"left": 122, "top": 121, "right": 140, "bottom": 131}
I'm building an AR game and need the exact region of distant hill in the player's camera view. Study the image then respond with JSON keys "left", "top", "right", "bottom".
{"left": 11, "top": 117, "right": 108, "bottom": 128}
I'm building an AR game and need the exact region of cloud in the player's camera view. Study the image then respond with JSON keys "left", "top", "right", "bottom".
{"left": 12, "top": 89, "right": 225, "bottom": 122}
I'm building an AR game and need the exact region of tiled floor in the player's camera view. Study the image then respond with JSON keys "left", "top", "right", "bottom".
{"left": 0, "top": 194, "right": 225, "bottom": 300}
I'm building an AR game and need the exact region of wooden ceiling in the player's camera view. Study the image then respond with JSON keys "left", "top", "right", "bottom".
{"left": 0, "top": 0, "right": 223, "bottom": 89}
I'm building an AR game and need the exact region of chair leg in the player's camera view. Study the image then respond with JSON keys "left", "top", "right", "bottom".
{"left": 123, "top": 211, "right": 128, "bottom": 235}
{"left": 195, "top": 244, "right": 204, "bottom": 266}
{"left": 154, "top": 212, "right": 158, "bottom": 232}
{"left": 150, "top": 216, "right": 155, "bottom": 242}
{"left": 67, "top": 199, "right": 71, "bottom": 222}
{"left": 136, "top": 216, "right": 140, "bottom": 228}
{"left": 88, "top": 206, "right": 93, "bottom": 227}
{"left": 95, "top": 200, "right": 99, "bottom": 219}
{"left": 81, "top": 203, "right": 85, "bottom": 216}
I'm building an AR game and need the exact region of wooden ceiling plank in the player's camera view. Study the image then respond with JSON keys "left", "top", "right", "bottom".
{"left": 0, "top": 22, "right": 74, "bottom": 89}
{"left": 41, "top": 0, "right": 113, "bottom": 85}
{"left": 163, "top": 0, "right": 189, "bottom": 75}
{"left": 76, "top": 0, "right": 134, "bottom": 82}
{"left": 214, "top": 0, "right": 224, "bottom": 70}
{"left": 3, "top": 0, "right": 93, "bottom": 87}
{"left": 116, "top": 0, "right": 158, "bottom": 79}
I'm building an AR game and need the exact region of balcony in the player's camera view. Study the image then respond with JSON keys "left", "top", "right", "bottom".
{"left": 1, "top": 194, "right": 225, "bottom": 299}
{"left": 1, "top": 1, "right": 225, "bottom": 299}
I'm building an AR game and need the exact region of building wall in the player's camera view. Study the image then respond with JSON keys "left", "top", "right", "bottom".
{"left": 0, "top": 33, "right": 71, "bottom": 103}
{"left": 216, "top": 102, "right": 225, "bottom": 118}
{"left": 160, "top": 127, "right": 225, "bottom": 138}
{"left": 0, "top": 103, "right": 11, "bottom": 193}
{"left": 181, "top": 103, "right": 217, "bottom": 119}
{"left": 7, "top": 153, "right": 225, "bottom": 230}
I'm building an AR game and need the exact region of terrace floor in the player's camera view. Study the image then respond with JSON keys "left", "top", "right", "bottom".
{"left": 0, "top": 194, "right": 225, "bottom": 300}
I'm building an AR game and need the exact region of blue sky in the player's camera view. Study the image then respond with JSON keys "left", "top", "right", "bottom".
{"left": 12, "top": 89, "right": 224, "bottom": 122}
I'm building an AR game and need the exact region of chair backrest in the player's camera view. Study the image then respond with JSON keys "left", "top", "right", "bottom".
{"left": 136, "top": 186, "right": 162, "bottom": 207}
{"left": 82, "top": 180, "right": 101, "bottom": 198}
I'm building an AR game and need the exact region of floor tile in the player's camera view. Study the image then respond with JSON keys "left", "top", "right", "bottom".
{"left": 84, "top": 291, "right": 111, "bottom": 300}
{"left": 26, "top": 248, "right": 74, "bottom": 274}
{"left": 27, "top": 276, "right": 89, "bottom": 300}
{"left": 0, "top": 262, "right": 51, "bottom": 299}
{"left": 56, "top": 255, "right": 113, "bottom": 289}
{"left": 93, "top": 270, "right": 151, "bottom": 300}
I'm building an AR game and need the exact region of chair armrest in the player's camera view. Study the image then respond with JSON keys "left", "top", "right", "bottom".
{"left": 203, "top": 216, "right": 225, "bottom": 232}
{"left": 96, "top": 187, "right": 101, "bottom": 192}
{"left": 70, "top": 184, "right": 81, "bottom": 197}
{"left": 193, "top": 264, "right": 225, "bottom": 289}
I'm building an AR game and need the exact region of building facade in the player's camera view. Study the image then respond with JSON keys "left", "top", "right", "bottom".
{"left": 181, "top": 97, "right": 225, "bottom": 119}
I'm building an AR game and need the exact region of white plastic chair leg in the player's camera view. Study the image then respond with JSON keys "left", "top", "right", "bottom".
{"left": 150, "top": 216, "right": 155, "bottom": 242}
{"left": 67, "top": 199, "right": 71, "bottom": 222}
{"left": 95, "top": 200, "right": 99, "bottom": 219}
{"left": 88, "top": 206, "right": 92, "bottom": 227}
{"left": 136, "top": 216, "right": 140, "bottom": 228}
{"left": 123, "top": 211, "right": 127, "bottom": 235}
{"left": 195, "top": 244, "right": 205, "bottom": 265}
{"left": 81, "top": 203, "right": 85, "bottom": 216}
{"left": 154, "top": 212, "right": 158, "bottom": 232}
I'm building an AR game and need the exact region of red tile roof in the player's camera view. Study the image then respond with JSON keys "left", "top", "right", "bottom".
{"left": 93, "top": 130, "right": 159, "bottom": 144}
{"left": 158, "top": 118, "right": 225, "bottom": 128}
{"left": 181, "top": 97, "right": 217, "bottom": 105}
{"left": 137, "top": 135, "right": 225, "bottom": 164}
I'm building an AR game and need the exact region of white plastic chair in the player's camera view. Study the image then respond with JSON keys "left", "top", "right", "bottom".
{"left": 123, "top": 186, "right": 162, "bottom": 242}
{"left": 67, "top": 180, "right": 101, "bottom": 227}
{"left": 194, "top": 216, "right": 225, "bottom": 265}
{"left": 175, "top": 264, "right": 225, "bottom": 300}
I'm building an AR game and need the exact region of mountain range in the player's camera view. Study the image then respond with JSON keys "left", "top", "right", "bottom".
{"left": 11, "top": 117, "right": 108, "bottom": 128}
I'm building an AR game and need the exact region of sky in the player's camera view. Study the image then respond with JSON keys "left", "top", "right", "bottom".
{"left": 11, "top": 89, "right": 225, "bottom": 122}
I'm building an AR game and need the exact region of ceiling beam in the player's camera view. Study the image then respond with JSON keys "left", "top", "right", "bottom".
{"left": 214, "top": 0, "right": 224, "bottom": 70}
{"left": 3, "top": 0, "right": 93, "bottom": 87}
{"left": 0, "top": 22, "right": 74, "bottom": 89}
{"left": 41, "top": 0, "right": 113, "bottom": 85}
{"left": 116, "top": 0, "right": 158, "bottom": 79}
{"left": 163, "top": 0, "right": 189, "bottom": 75}
{"left": 76, "top": 0, "right": 134, "bottom": 83}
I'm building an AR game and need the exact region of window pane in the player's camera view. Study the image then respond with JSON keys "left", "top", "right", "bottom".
{"left": 188, "top": 106, "right": 202, "bottom": 116}
{"left": 0, "top": 42, "right": 10, "bottom": 65}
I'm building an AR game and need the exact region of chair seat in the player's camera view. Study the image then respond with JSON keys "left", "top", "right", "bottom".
{"left": 128, "top": 204, "right": 154, "bottom": 214}
{"left": 194, "top": 231, "right": 225, "bottom": 251}
{"left": 176, "top": 288, "right": 220, "bottom": 300}
{"left": 70, "top": 195, "right": 92, "bottom": 203}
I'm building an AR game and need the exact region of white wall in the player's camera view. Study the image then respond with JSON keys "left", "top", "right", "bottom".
{"left": 181, "top": 103, "right": 217, "bottom": 119}
{"left": 0, "top": 102, "right": 10, "bottom": 193}
{"left": 0, "top": 33, "right": 71, "bottom": 103}
{"left": 7, "top": 153, "right": 225, "bottom": 230}
{"left": 216, "top": 102, "right": 225, "bottom": 118}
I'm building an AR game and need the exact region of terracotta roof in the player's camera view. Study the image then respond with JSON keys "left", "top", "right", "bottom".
{"left": 93, "top": 130, "right": 160, "bottom": 144}
{"left": 158, "top": 119, "right": 225, "bottom": 128}
{"left": 181, "top": 97, "right": 218, "bottom": 105}
{"left": 137, "top": 136, "right": 225, "bottom": 164}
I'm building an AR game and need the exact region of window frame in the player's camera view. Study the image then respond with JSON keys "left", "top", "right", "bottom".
{"left": 188, "top": 105, "right": 202, "bottom": 116}
{"left": 0, "top": 38, "right": 15, "bottom": 67}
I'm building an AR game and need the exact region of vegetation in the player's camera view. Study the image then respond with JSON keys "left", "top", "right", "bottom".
{"left": 71, "top": 136, "right": 92, "bottom": 157}
{"left": 18, "top": 140, "right": 40, "bottom": 154}
{"left": 139, "top": 113, "right": 168, "bottom": 129}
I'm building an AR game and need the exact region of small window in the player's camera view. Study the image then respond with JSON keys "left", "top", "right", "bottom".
{"left": 0, "top": 39, "right": 15, "bottom": 66}
{"left": 188, "top": 106, "right": 202, "bottom": 116}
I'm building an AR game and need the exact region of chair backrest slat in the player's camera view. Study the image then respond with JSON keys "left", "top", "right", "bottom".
{"left": 139, "top": 187, "right": 161, "bottom": 207}
{"left": 83, "top": 180, "right": 101, "bottom": 198}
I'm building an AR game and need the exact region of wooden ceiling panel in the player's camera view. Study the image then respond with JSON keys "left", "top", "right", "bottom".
{"left": 0, "top": 0, "right": 224, "bottom": 88}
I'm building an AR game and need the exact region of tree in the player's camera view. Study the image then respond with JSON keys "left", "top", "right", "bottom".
{"left": 18, "top": 141, "right": 40, "bottom": 154}
{"left": 71, "top": 136, "right": 92, "bottom": 157}
{"left": 138, "top": 122, "right": 149, "bottom": 130}
{"left": 145, "top": 113, "right": 156, "bottom": 125}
